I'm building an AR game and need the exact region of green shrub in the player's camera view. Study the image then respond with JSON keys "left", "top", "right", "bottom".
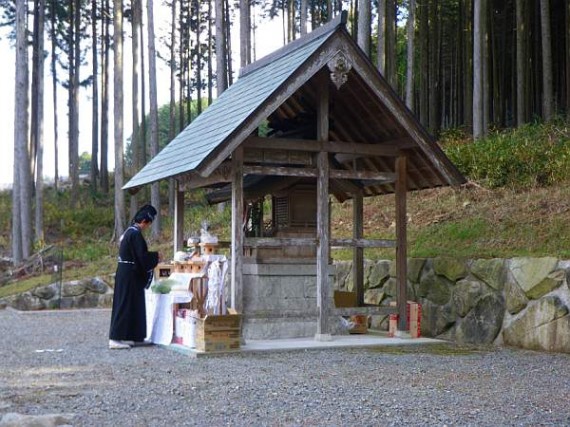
{"left": 442, "top": 120, "right": 570, "bottom": 188}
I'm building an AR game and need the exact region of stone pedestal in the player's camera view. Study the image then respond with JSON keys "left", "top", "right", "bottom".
{"left": 242, "top": 263, "right": 336, "bottom": 339}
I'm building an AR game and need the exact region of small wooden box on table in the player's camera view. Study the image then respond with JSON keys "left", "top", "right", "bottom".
{"left": 173, "top": 260, "right": 206, "bottom": 274}
{"left": 155, "top": 263, "right": 174, "bottom": 279}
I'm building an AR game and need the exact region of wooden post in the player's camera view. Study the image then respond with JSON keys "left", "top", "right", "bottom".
{"left": 353, "top": 190, "right": 364, "bottom": 306}
{"left": 173, "top": 182, "right": 184, "bottom": 253}
{"left": 231, "top": 146, "right": 244, "bottom": 313}
{"left": 315, "top": 71, "right": 331, "bottom": 341}
{"left": 395, "top": 155, "right": 408, "bottom": 333}
{"left": 316, "top": 150, "right": 331, "bottom": 340}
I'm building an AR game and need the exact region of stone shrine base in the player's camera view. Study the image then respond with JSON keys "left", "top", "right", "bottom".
{"left": 242, "top": 263, "right": 337, "bottom": 340}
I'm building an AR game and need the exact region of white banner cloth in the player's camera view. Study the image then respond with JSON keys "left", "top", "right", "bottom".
{"left": 145, "top": 291, "right": 193, "bottom": 345}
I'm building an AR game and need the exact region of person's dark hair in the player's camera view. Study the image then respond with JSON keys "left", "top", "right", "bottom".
{"left": 133, "top": 204, "right": 157, "bottom": 224}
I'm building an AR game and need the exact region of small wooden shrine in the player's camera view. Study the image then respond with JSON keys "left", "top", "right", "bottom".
{"left": 124, "top": 12, "right": 466, "bottom": 340}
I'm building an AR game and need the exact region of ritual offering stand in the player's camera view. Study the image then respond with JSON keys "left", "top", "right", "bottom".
{"left": 146, "top": 230, "right": 242, "bottom": 353}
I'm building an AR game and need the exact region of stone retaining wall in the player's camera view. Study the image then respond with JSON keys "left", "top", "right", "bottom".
{"left": 2, "top": 257, "right": 570, "bottom": 353}
{"left": 335, "top": 257, "right": 570, "bottom": 353}
{"left": 0, "top": 277, "right": 114, "bottom": 311}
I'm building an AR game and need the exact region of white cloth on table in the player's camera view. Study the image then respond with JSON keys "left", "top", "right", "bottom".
{"left": 145, "top": 291, "right": 193, "bottom": 345}
{"left": 167, "top": 272, "right": 205, "bottom": 292}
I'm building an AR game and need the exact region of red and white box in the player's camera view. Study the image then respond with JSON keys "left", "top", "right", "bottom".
{"left": 174, "top": 309, "right": 198, "bottom": 347}
{"left": 407, "top": 301, "right": 422, "bottom": 338}
{"left": 388, "top": 313, "right": 398, "bottom": 337}
{"left": 388, "top": 302, "right": 422, "bottom": 338}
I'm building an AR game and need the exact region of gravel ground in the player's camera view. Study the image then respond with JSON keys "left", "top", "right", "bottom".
{"left": 0, "top": 308, "right": 569, "bottom": 427}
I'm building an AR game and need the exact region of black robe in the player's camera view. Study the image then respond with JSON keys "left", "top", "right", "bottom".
{"left": 109, "top": 225, "right": 159, "bottom": 342}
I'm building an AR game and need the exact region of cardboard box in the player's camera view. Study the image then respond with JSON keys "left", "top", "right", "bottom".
{"left": 334, "top": 291, "right": 357, "bottom": 308}
{"left": 349, "top": 314, "right": 368, "bottom": 334}
{"left": 194, "top": 309, "right": 242, "bottom": 352}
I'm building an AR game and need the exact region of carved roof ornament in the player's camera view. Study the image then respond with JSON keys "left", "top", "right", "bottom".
{"left": 327, "top": 51, "right": 352, "bottom": 89}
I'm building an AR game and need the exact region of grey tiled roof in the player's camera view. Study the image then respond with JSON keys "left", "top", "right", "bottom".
{"left": 123, "top": 30, "right": 333, "bottom": 190}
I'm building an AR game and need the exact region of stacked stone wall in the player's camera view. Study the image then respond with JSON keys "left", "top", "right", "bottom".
{"left": 335, "top": 257, "right": 570, "bottom": 353}
{"left": 0, "top": 277, "right": 114, "bottom": 311}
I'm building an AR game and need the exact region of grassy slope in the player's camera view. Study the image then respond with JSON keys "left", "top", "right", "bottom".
{"left": 331, "top": 182, "right": 570, "bottom": 260}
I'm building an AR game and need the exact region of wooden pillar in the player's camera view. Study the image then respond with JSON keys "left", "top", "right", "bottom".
{"left": 316, "top": 151, "right": 331, "bottom": 340}
{"left": 353, "top": 190, "right": 364, "bottom": 306}
{"left": 316, "top": 71, "right": 331, "bottom": 341}
{"left": 231, "top": 146, "right": 244, "bottom": 313}
{"left": 173, "top": 182, "right": 184, "bottom": 253}
{"left": 395, "top": 155, "right": 408, "bottom": 332}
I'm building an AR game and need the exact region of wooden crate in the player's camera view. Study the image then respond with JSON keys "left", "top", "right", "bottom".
{"left": 194, "top": 310, "right": 242, "bottom": 352}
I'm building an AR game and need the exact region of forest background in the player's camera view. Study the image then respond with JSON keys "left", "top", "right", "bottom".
{"left": 2, "top": 0, "right": 570, "bottom": 270}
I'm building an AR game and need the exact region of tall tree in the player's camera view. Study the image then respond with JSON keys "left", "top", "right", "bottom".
{"left": 515, "top": 0, "right": 526, "bottom": 126}
{"left": 300, "top": 0, "right": 307, "bottom": 36}
{"left": 385, "top": 0, "right": 396, "bottom": 88}
{"left": 405, "top": 0, "right": 416, "bottom": 110}
{"left": 418, "top": 0, "right": 428, "bottom": 125}
{"left": 195, "top": 0, "right": 203, "bottom": 115}
{"left": 567, "top": 0, "right": 570, "bottom": 120}
{"left": 147, "top": 0, "right": 161, "bottom": 237}
{"left": 139, "top": 0, "right": 147, "bottom": 168}
{"left": 224, "top": 0, "right": 233, "bottom": 85}
{"left": 168, "top": 0, "right": 177, "bottom": 216}
{"left": 31, "top": 0, "right": 46, "bottom": 245}
{"left": 130, "top": 0, "right": 142, "bottom": 220}
{"left": 169, "top": 0, "right": 177, "bottom": 136}
{"left": 114, "top": 0, "right": 126, "bottom": 239}
{"left": 91, "top": 0, "right": 100, "bottom": 191}
{"left": 357, "top": 0, "right": 370, "bottom": 56}
{"left": 427, "top": 0, "right": 439, "bottom": 132}
{"left": 68, "top": 0, "right": 81, "bottom": 206}
{"left": 481, "top": 0, "right": 489, "bottom": 134}
{"left": 12, "top": 0, "right": 32, "bottom": 263}
{"left": 100, "top": 0, "right": 110, "bottom": 193}
{"left": 473, "top": 0, "right": 484, "bottom": 138}
{"left": 215, "top": 0, "right": 227, "bottom": 95}
{"left": 540, "top": 0, "right": 553, "bottom": 121}
{"left": 240, "top": 0, "right": 251, "bottom": 67}
{"left": 207, "top": 0, "right": 213, "bottom": 104}
{"left": 462, "top": 0, "right": 473, "bottom": 131}
{"left": 49, "top": 0, "right": 60, "bottom": 191}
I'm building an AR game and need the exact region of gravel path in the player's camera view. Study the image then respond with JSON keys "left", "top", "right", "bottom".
{"left": 0, "top": 308, "right": 569, "bottom": 427}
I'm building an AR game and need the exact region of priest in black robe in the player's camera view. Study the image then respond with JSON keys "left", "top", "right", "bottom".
{"left": 109, "top": 205, "right": 160, "bottom": 349}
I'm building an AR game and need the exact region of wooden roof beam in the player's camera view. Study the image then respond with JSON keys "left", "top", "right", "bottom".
{"left": 243, "top": 164, "right": 396, "bottom": 182}
{"left": 244, "top": 136, "right": 414, "bottom": 157}
{"left": 178, "top": 161, "right": 232, "bottom": 190}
